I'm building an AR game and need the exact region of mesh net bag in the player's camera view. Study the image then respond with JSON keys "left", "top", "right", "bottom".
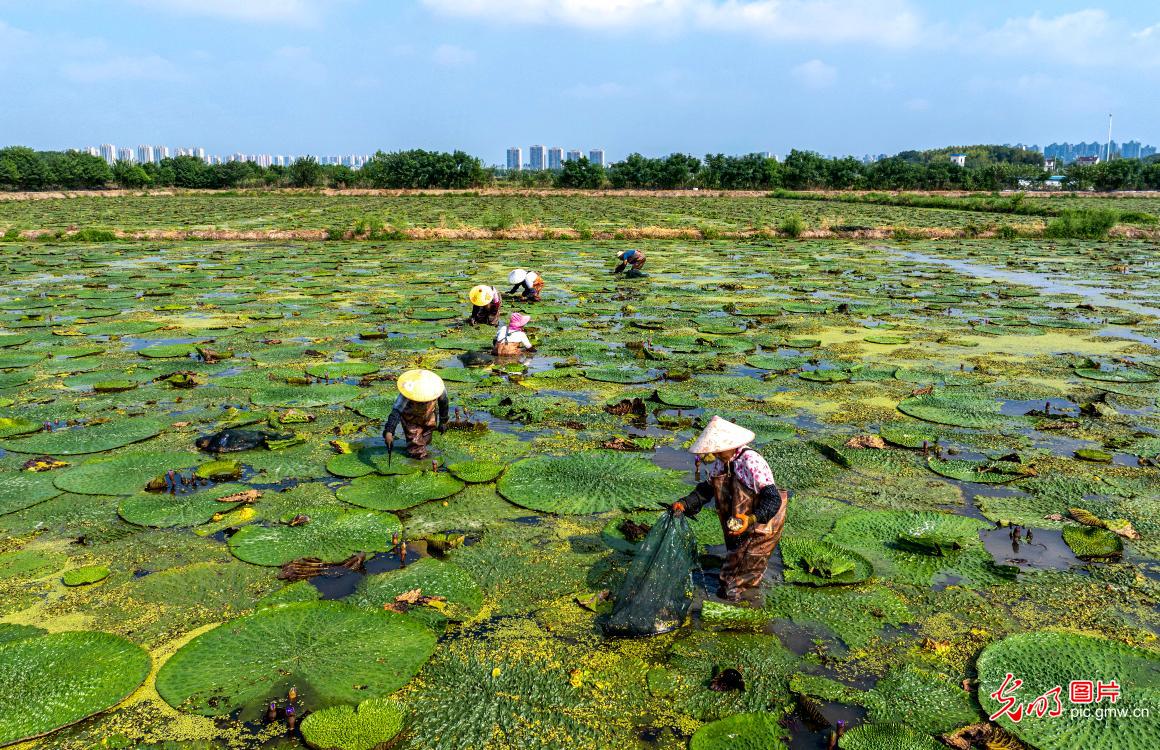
{"left": 604, "top": 509, "right": 698, "bottom": 636}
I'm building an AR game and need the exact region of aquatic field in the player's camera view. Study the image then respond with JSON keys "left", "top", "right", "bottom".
{"left": 0, "top": 236, "right": 1158, "bottom": 750}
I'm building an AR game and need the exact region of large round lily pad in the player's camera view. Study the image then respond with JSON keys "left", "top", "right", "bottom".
{"left": 0, "top": 417, "right": 165, "bottom": 455}
{"left": 446, "top": 460, "right": 506, "bottom": 483}
{"left": 337, "top": 471, "right": 464, "bottom": 511}
{"left": 304, "top": 361, "right": 379, "bottom": 378}
{"left": 0, "top": 471, "right": 63, "bottom": 516}
{"left": 118, "top": 483, "right": 253, "bottom": 528}
{"left": 977, "top": 631, "right": 1160, "bottom": 750}
{"left": 0, "top": 417, "right": 40, "bottom": 439}
{"left": 897, "top": 392, "right": 1003, "bottom": 429}
{"left": 0, "top": 631, "right": 151, "bottom": 746}
{"left": 583, "top": 366, "right": 660, "bottom": 384}
{"left": 497, "top": 451, "right": 688, "bottom": 514}
{"left": 839, "top": 724, "right": 942, "bottom": 750}
{"left": 155, "top": 601, "right": 436, "bottom": 718}
{"left": 228, "top": 508, "right": 401, "bottom": 566}
{"left": 54, "top": 451, "right": 201, "bottom": 496}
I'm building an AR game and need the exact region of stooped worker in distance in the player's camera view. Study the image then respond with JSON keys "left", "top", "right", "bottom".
{"left": 383, "top": 369, "right": 449, "bottom": 460}
{"left": 672, "top": 416, "right": 788, "bottom": 602}
{"left": 508, "top": 269, "right": 543, "bottom": 302}
{"left": 466, "top": 285, "right": 501, "bottom": 326}
{"left": 613, "top": 249, "right": 646, "bottom": 276}
{"left": 493, "top": 312, "right": 535, "bottom": 356}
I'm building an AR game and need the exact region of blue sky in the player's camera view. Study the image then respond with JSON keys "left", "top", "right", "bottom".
{"left": 0, "top": 1, "right": 1157, "bottom": 162}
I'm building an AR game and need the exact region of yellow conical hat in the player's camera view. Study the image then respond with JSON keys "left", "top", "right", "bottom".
{"left": 689, "top": 416, "right": 755, "bottom": 454}
{"left": 396, "top": 369, "right": 445, "bottom": 403}
{"left": 469, "top": 285, "right": 495, "bottom": 306}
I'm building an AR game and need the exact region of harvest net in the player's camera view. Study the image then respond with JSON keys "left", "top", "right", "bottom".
{"left": 604, "top": 509, "right": 698, "bottom": 636}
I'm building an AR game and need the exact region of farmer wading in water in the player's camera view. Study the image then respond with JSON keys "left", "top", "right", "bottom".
{"left": 492, "top": 312, "right": 535, "bottom": 356}
{"left": 383, "top": 369, "right": 449, "bottom": 460}
{"left": 508, "top": 269, "right": 543, "bottom": 302}
{"left": 613, "top": 249, "right": 646, "bottom": 276}
{"left": 673, "top": 416, "right": 788, "bottom": 602}
{"left": 466, "top": 285, "right": 501, "bottom": 326}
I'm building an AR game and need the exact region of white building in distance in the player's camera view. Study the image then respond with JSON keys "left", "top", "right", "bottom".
{"left": 137, "top": 145, "right": 154, "bottom": 164}
{"left": 547, "top": 147, "right": 563, "bottom": 170}
{"left": 950, "top": 153, "right": 967, "bottom": 167}
{"left": 588, "top": 149, "right": 605, "bottom": 167}
{"left": 99, "top": 144, "right": 116, "bottom": 164}
{"left": 529, "top": 145, "right": 547, "bottom": 170}
{"left": 116, "top": 147, "right": 134, "bottom": 164}
{"left": 566, "top": 149, "right": 582, "bottom": 162}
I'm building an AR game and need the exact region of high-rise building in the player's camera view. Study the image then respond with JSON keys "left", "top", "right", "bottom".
{"left": 137, "top": 145, "right": 154, "bottom": 164}
{"left": 529, "top": 145, "right": 547, "bottom": 171}
{"left": 155, "top": 146, "right": 169, "bottom": 163}
{"left": 83, "top": 146, "right": 99, "bottom": 157}
{"left": 566, "top": 149, "right": 582, "bottom": 162}
{"left": 116, "top": 147, "right": 134, "bottom": 164}
{"left": 588, "top": 149, "right": 605, "bottom": 167}
{"left": 547, "top": 147, "right": 564, "bottom": 170}
{"left": 506, "top": 147, "right": 522, "bottom": 171}
{"left": 99, "top": 144, "right": 116, "bottom": 164}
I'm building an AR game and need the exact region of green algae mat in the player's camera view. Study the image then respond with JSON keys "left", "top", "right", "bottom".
{"left": 0, "top": 236, "right": 1157, "bottom": 750}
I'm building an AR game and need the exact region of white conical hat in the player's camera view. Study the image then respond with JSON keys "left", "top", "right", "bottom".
{"left": 525, "top": 271, "right": 539, "bottom": 284}
{"left": 689, "top": 416, "right": 755, "bottom": 454}
{"left": 397, "top": 369, "right": 445, "bottom": 403}
{"left": 508, "top": 269, "right": 528, "bottom": 285}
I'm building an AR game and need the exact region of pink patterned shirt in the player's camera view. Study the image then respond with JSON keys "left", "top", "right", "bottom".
{"left": 710, "top": 447, "right": 777, "bottom": 494}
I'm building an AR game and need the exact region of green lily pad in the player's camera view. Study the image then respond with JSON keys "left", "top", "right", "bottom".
{"left": 0, "top": 631, "right": 151, "bottom": 746}
{"left": 0, "top": 417, "right": 41, "bottom": 438}
{"left": 1075, "top": 367, "right": 1156, "bottom": 383}
{"left": 118, "top": 483, "right": 254, "bottom": 528}
{"left": 300, "top": 698, "right": 407, "bottom": 750}
{"left": 137, "top": 343, "right": 196, "bottom": 359}
{"left": 863, "top": 334, "right": 910, "bottom": 345}
{"left": 0, "top": 471, "right": 63, "bottom": 515}
{"left": 878, "top": 424, "right": 939, "bottom": 449}
{"left": 54, "top": 451, "right": 200, "bottom": 496}
{"left": 1062, "top": 525, "right": 1124, "bottom": 560}
{"left": 977, "top": 631, "right": 1160, "bottom": 750}
{"left": 228, "top": 507, "right": 401, "bottom": 566}
{"left": 839, "top": 724, "right": 942, "bottom": 750}
{"left": 497, "top": 451, "right": 688, "bottom": 514}
{"left": 0, "top": 548, "right": 67, "bottom": 580}
{"left": 337, "top": 471, "right": 465, "bottom": 511}
{"left": 897, "top": 392, "right": 1004, "bottom": 429}
{"left": 0, "top": 417, "right": 165, "bottom": 455}
{"left": 155, "top": 601, "right": 436, "bottom": 718}
{"left": 351, "top": 558, "right": 483, "bottom": 628}
{"left": 251, "top": 384, "right": 362, "bottom": 408}
{"left": 447, "top": 460, "right": 506, "bottom": 483}
{"left": 326, "top": 446, "right": 428, "bottom": 478}
{"left": 62, "top": 565, "right": 110, "bottom": 586}
{"left": 690, "top": 712, "right": 786, "bottom": 750}
{"left": 780, "top": 538, "right": 873, "bottom": 586}
{"left": 926, "top": 457, "right": 1025, "bottom": 484}
{"left": 583, "top": 366, "right": 660, "bottom": 384}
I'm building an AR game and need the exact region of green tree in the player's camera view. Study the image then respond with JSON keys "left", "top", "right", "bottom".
{"left": 555, "top": 157, "right": 605, "bottom": 188}
{"left": 112, "top": 161, "right": 151, "bottom": 188}
{"left": 288, "top": 156, "right": 323, "bottom": 188}
{"left": 782, "top": 150, "right": 828, "bottom": 189}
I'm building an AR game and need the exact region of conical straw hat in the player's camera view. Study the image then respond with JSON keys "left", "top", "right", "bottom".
{"left": 689, "top": 416, "right": 755, "bottom": 454}
{"left": 396, "top": 369, "right": 445, "bottom": 403}
{"left": 508, "top": 269, "right": 527, "bottom": 285}
{"left": 469, "top": 285, "right": 495, "bottom": 306}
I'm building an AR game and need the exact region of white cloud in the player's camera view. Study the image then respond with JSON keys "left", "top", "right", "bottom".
{"left": 978, "top": 10, "right": 1160, "bottom": 68}
{"left": 60, "top": 54, "right": 183, "bottom": 83}
{"left": 565, "top": 81, "right": 629, "bottom": 98}
{"left": 422, "top": 0, "right": 926, "bottom": 46}
{"left": 790, "top": 58, "right": 836, "bottom": 88}
{"left": 433, "top": 44, "right": 476, "bottom": 66}
{"left": 128, "top": 0, "right": 323, "bottom": 24}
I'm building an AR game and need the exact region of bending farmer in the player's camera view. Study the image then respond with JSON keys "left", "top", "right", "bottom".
{"left": 493, "top": 312, "right": 535, "bottom": 356}
{"left": 673, "top": 416, "right": 787, "bottom": 602}
{"left": 508, "top": 269, "right": 543, "bottom": 302}
{"left": 467, "top": 285, "right": 502, "bottom": 326}
{"left": 613, "top": 249, "right": 646, "bottom": 276}
{"left": 383, "top": 369, "right": 449, "bottom": 460}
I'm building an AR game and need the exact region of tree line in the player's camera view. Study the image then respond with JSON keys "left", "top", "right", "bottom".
{"left": 3, "top": 145, "right": 1160, "bottom": 192}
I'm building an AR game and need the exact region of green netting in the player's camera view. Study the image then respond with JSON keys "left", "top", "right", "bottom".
{"left": 604, "top": 509, "right": 697, "bottom": 636}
